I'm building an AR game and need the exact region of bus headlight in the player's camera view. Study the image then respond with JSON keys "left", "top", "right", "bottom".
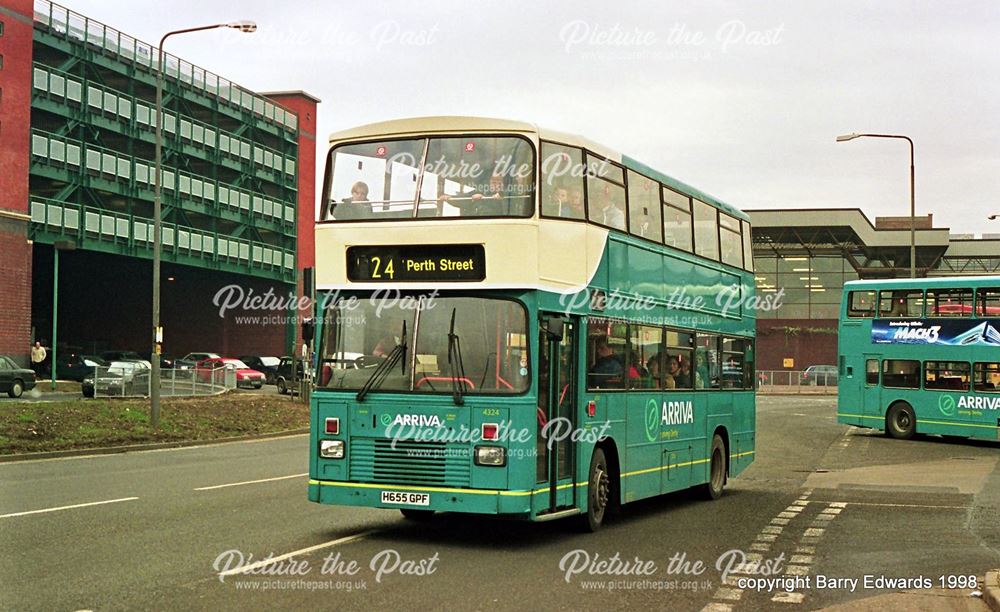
{"left": 320, "top": 440, "right": 344, "bottom": 459}
{"left": 474, "top": 446, "right": 506, "bottom": 467}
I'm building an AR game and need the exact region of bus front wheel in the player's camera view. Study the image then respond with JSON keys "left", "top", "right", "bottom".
{"left": 580, "top": 447, "right": 610, "bottom": 532}
{"left": 886, "top": 403, "right": 916, "bottom": 440}
{"left": 698, "top": 434, "right": 727, "bottom": 500}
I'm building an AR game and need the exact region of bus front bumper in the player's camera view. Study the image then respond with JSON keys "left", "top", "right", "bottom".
{"left": 309, "top": 479, "right": 536, "bottom": 516}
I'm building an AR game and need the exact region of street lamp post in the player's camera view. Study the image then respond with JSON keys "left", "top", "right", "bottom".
{"left": 51, "top": 240, "right": 76, "bottom": 391}
{"left": 836, "top": 133, "right": 916, "bottom": 279}
{"left": 151, "top": 21, "right": 256, "bottom": 428}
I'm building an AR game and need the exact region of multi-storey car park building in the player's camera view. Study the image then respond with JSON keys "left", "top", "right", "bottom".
{"left": 749, "top": 209, "right": 1000, "bottom": 371}
{"left": 1, "top": 0, "right": 318, "bottom": 366}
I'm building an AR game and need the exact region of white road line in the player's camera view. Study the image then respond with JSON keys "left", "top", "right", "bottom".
{"left": 772, "top": 592, "right": 805, "bottom": 604}
{"left": 218, "top": 531, "right": 373, "bottom": 578}
{"left": 194, "top": 473, "right": 308, "bottom": 491}
{"left": 713, "top": 587, "right": 743, "bottom": 601}
{"left": 0, "top": 496, "right": 139, "bottom": 518}
{"left": 700, "top": 603, "right": 733, "bottom": 612}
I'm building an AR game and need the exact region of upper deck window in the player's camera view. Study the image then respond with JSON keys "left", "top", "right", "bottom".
{"left": 325, "top": 136, "right": 535, "bottom": 221}
{"left": 540, "top": 142, "right": 585, "bottom": 220}
{"left": 693, "top": 199, "right": 720, "bottom": 261}
{"left": 927, "top": 288, "right": 973, "bottom": 317}
{"left": 627, "top": 170, "right": 661, "bottom": 241}
{"left": 662, "top": 187, "right": 693, "bottom": 253}
{"left": 719, "top": 213, "right": 743, "bottom": 269}
{"left": 586, "top": 155, "right": 627, "bottom": 231}
{"left": 878, "top": 289, "right": 924, "bottom": 318}
{"left": 977, "top": 288, "right": 1000, "bottom": 317}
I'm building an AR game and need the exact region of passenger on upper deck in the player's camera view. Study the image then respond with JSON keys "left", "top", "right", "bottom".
{"left": 437, "top": 172, "right": 532, "bottom": 217}
{"left": 550, "top": 185, "right": 585, "bottom": 220}
{"left": 332, "top": 181, "right": 371, "bottom": 220}
{"left": 593, "top": 188, "right": 625, "bottom": 230}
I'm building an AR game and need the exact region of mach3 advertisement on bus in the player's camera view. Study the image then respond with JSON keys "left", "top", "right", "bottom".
{"left": 872, "top": 319, "right": 1000, "bottom": 345}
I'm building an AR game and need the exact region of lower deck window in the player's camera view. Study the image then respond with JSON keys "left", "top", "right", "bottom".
{"left": 881, "top": 360, "right": 920, "bottom": 389}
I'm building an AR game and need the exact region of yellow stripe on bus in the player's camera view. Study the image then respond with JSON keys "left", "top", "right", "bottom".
{"left": 838, "top": 412, "right": 998, "bottom": 430}
{"left": 311, "top": 450, "right": 755, "bottom": 497}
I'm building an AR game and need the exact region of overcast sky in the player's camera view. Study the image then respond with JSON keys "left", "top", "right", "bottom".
{"left": 65, "top": 0, "right": 1000, "bottom": 235}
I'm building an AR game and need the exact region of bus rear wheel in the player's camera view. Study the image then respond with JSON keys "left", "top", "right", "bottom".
{"left": 580, "top": 447, "right": 610, "bottom": 532}
{"left": 886, "top": 403, "right": 916, "bottom": 440}
{"left": 698, "top": 434, "right": 726, "bottom": 500}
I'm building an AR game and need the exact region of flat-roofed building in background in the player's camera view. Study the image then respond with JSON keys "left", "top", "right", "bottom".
{"left": 749, "top": 208, "right": 1000, "bottom": 371}
{"left": 0, "top": 0, "right": 317, "bottom": 366}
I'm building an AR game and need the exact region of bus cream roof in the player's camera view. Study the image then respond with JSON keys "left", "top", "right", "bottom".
{"left": 326, "top": 116, "right": 621, "bottom": 160}
{"left": 325, "top": 115, "right": 745, "bottom": 220}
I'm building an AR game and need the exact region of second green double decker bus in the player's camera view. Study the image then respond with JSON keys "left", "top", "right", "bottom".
{"left": 308, "top": 117, "right": 756, "bottom": 530}
{"left": 838, "top": 276, "right": 1000, "bottom": 441}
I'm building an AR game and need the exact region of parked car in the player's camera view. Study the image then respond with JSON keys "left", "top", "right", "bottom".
{"left": 175, "top": 352, "right": 221, "bottom": 369}
{"left": 195, "top": 358, "right": 265, "bottom": 389}
{"left": 239, "top": 356, "right": 280, "bottom": 384}
{"left": 0, "top": 355, "right": 37, "bottom": 398}
{"left": 802, "top": 365, "right": 839, "bottom": 386}
{"left": 100, "top": 350, "right": 152, "bottom": 369}
{"left": 82, "top": 360, "right": 150, "bottom": 397}
{"left": 273, "top": 356, "right": 304, "bottom": 395}
{"left": 55, "top": 354, "right": 107, "bottom": 382}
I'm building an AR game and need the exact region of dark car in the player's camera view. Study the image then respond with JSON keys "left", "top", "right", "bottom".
{"left": 274, "top": 356, "right": 304, "bottom": 395}
{"left": 802, "top": 365, "right": 838, "bottom": 386}
{"left": 239, "top": 356, "right": 280, "bottom": 384}
{"left": 0, "top": 355, "right": 38, "bottom": 398}
{"left": 55, "top": 354, "right": 107, "bottom": 382}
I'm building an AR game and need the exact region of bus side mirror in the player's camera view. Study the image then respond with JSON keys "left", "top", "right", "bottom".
{"left": 545, "top": 317, "right": 565, "bottom": 341}
{"left": 302, "top": 317, "right": 315, "bottom": 344}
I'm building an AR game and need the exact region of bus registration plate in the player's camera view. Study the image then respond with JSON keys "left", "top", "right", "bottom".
{"left": 381, "top": 491, "right": 430, "bottom": 506}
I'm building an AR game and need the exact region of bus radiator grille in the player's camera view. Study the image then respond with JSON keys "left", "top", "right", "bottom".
{"left": 349, "top": 438, "right": 472, "bottom": 486}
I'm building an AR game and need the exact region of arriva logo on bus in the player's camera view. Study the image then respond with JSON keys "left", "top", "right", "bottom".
{"left": 645, "top": 399, "right": 695, "bottom": 442}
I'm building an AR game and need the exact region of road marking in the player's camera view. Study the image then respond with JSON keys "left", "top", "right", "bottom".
{"left": 700, "top": 603, "right": 733, "bottom": 612}
{"left": 772, "top": 592, "right": 806, "bottom": 604}
{"left": 195, "top": 472, "right": 308, "bottom": 491}
{"left": 0, "top": 496, "right": 139, "bottom": 518}
{"left": 809, "top": 501, "right": 970, "bottom": 510}
{"left": 790, "top": 554, "right": 814, "bottom": 564}
{"left": 713, "top": 587, "right": 743, "bottom": 601}
{"left": 750, "top": 542, "right": 771, "bottom": 552}
{"left": 771, "top": 517, "right": 791, "bottom": 526}
{"left": 218, "top": 531, "right": 373, "bottom": 578}
{"left": 785, "top": 565, "right": 809, "bottom": 576}
{"left": 804, "top": 527, "right": 825, "bottom": 537}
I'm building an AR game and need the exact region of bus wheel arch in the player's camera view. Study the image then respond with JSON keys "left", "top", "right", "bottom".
{"left": 597, "top": 438, "right": 622, "bottom": 514}
{"left": 699, "top": 428, "right": 729, "bottom": 501}
{"left": 886, "top": 401, "right": 917, "bottom": 440}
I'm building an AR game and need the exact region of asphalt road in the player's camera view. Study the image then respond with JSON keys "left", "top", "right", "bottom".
{"left": 2, "top": 396, "right": 998, "bottom": 611}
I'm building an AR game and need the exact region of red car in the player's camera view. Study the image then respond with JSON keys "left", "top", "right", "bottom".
{"left": 195, "top": 358, "right": 266, "bottom": 389}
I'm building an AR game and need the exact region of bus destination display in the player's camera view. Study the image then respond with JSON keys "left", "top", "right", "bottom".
{"left": 347, "top": 244, "right": 486, "bottom": 282}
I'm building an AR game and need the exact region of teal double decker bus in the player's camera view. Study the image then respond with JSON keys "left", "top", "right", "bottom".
{"left": 308, "top": 117, "right": 756, "bottom": 530}
{"left": 838, "top": 276, "right": 1000, "bottom": 441}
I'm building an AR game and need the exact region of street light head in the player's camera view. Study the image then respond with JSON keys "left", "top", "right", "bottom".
{"left": 836, "top": 133, "right": 861, "bottom": 143}
{"left": 227, "top": 20, "right": 257, "bottom": 33}
{"left": 989, "top": 214, "right": 999, "bottom": 221}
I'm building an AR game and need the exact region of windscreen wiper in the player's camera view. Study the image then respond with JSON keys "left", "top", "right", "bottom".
{"left": 447, "top": 308, "right": 468, "bottom": 406}
{"left": 356, "top": 320, "right": 407, "bottom": 402}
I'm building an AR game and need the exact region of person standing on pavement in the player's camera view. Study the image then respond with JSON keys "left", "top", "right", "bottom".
{"left": 31, "top": 341, "right": 47, "bottom": 376}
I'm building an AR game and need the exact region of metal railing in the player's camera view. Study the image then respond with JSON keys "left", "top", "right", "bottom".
{"left": 92, "top": 365, "right": 234, "bottom": 398}
{"left": 33, "top": 0, "right": 298, "bottom": 133}
{"left": 756, "top": 370, "right": 838, "bottom": 394}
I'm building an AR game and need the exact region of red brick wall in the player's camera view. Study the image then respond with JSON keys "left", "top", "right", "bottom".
{"left": 756, "top": 319, "right": 839, "bottom": 371}
{"left": 0, "top": 0, "right": 35, "bottom": 366}
{"left": 264, "top": 93, "right": 318, "bottom": 271}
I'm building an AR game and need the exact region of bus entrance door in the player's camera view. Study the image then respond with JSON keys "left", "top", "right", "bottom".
{"left": 536, "top": 315, "right": 578, "bottom": 515}
{"left": 862, "top": 355, "right": 882, "bottom": 421}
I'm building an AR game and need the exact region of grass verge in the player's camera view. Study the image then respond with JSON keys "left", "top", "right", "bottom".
{"left": 0, "top": 394, "right": 309, "bottom": 455}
